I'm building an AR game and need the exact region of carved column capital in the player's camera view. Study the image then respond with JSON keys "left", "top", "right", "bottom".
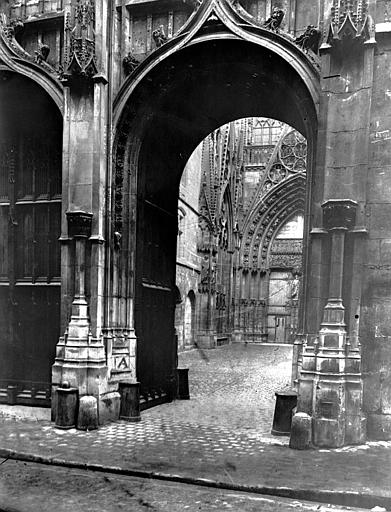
{"left": 321, "top": 199, "right": 357, "bottom": 231}
{"left": 66, "top": 211, "right": 93, "bottom": 238}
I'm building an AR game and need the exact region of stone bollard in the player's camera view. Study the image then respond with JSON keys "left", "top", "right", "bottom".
{"left": 177, "top": 368, "right": 190, "bottom": 400}
{"left": 289, "top": 412, "right": 312, "bottom": 449}
{"left": 55, "top": 381, "right": 78, "bottom": 429}
{"left": 7, "top": 385, "right": 17, "bottom": 405}
{"left": 119, "top": 381, "right": 141, "bottom": 422}
{"left": 77, "top": 396, "right": 98, "bottom": 431}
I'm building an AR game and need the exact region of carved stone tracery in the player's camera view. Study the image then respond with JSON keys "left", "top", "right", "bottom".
{"left": 324, "top": 0, "right": 375, "bottom": 45}
{"left": 62, "top": 0, "right": 97, "bottom": 79}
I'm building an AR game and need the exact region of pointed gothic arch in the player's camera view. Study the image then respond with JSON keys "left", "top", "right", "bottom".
{"left": 111, "top": 0, "right": 319, "bottom": 403}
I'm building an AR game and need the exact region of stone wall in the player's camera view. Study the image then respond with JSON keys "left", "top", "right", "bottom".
{"left": 361, "top": 31, "right": 391, "bottom": 439}
{"left": 175, "top": 146, "right": 202, "bottom": 351}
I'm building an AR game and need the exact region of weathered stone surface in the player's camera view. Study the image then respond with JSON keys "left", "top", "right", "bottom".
{"left": 367, "top": 413, "right": 391, "bottom": 440}
{"left": 362, "top": 372, "right": 381, "bottom": 413}
{"left": 99, "top": 391, "right": 121, "bottom": 425}
{"left": 289, "top": 412, "right": 312, "bottom": 450}
{"left": 368, "top": 204, "right": 391, "bottom": 239}
{"left": 345, "top": 415, "right": 367, "bottom": 446}
{"left": 380, "top": 372, "right": 391, "bottom": 415}
{"left": 77, "top": 396, "right": 98, "bottom": 431}
{"left": 313, "top": 418, "right": 345, "bottom": 448}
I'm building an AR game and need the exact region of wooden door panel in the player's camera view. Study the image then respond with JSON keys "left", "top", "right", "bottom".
{"left": 135, "top": 200, "right": 177, "bottom": 408}
{"left": 0, "top": 124, "right": 61, "bottom": 406}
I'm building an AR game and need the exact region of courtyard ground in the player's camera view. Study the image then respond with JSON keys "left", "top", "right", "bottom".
{"left": 0, "top": 344, "right": 390, "bottom": 510}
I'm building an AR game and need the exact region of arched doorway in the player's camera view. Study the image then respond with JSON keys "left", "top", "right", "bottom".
{"left": 267, "top": 214, "right": 304, "bottom": 343}
{"left": 113, "top": 7, "right": 318, "bottom": 402}
{"left": 0, "top": 72, "right": 62, "bottom": 406}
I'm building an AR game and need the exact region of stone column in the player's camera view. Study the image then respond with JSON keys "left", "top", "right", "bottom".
{"left": 52, "top": 0, "right": 116, "bottom": 423}
{"left": 291, "top": 200, "right": 366, "bottom": 448}
{"left": 52, "top": 212, "right": 107, "bottom": 411}
{"left": 291, "top": 0, "right": 376, "bottom": 448}
{"left": 67, "top": 211, "right": 92, "bottom": 340}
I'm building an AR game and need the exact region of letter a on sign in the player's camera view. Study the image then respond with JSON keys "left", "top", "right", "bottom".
{"left": 117, "top": 357, "right": 129, "bottom": 370}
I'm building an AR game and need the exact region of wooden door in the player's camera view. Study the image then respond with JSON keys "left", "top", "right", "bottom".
{"left": 0, "top": 131, "right": 61, "bottom": 406}
{"left": 267, "top": 271, "right": 291, "bottom": 343}
{"left": 135, "top": 200, "right": 177, "bottom": 408}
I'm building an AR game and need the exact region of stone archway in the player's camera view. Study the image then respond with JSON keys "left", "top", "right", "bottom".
{"left": 112, "top": 5, "right": 318, "bottom": 406}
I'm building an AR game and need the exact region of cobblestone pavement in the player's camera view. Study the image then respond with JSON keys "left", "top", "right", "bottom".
{"left": 158, "top": 343, "right": 293, "bottom": 434}
{"left": 0, "top": 460, "right": 370, "bottom": 512}
{"left": 0, "top": 344, "right": 390, "bottom": 506}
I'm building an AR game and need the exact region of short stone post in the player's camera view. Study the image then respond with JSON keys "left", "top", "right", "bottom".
{"left": 119, "top": 381, "right": 141, "bottom": 422}
{"left": 77, "top": 396, "right": 98, "bottom": 430}
{"left": 7, "top": 385, "right": 17, "bottom": 406}
{"left": 55, "top": 381, "right": 78, "bottom": 429}
{"left": 290, "top": 412, "right": 312, "bottom": 449}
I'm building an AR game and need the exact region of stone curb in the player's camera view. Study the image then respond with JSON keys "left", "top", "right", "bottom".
{"left": 0, "top": 448, "right": 389, "bottom": 510}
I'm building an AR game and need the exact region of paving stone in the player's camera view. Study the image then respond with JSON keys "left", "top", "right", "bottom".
{"left": 0, "top": 344, "right": 390, "bottom": 499}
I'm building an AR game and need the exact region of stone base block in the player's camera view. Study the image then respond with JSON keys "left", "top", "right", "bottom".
{"left": 313, "top": 418, "right": 344, "bottom": 448}
{"left": 367, "top": 413, "right": 391, "bottom": 440}
{"left": 99, "top": 391, "right": 121, "bottom": 425}
{"left": 345, "top": 415, "right": 367, "bottom": 445}
{"left": 77, "top": 396, "right": 98, "bottom": 431}
{"left": 289, "top": 412, "right": 312, "bottom": 450}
